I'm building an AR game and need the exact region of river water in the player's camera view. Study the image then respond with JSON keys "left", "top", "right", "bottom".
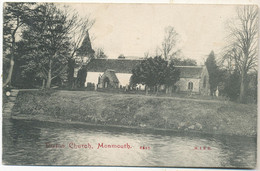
{"left": 2, "top": 118, "right": 256, "bottom": 168}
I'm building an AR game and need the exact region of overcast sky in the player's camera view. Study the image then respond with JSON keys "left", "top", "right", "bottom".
{"left": 64, "top": 3, "right": 237, "bottom": 64}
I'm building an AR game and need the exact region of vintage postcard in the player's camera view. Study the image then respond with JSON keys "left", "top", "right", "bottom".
{"left": 1, "top": 1, "right": 258, "bottom": 169}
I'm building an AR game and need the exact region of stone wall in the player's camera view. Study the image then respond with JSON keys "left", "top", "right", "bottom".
{"left": 177, "top": 78, "right": 201, "bottom": 93}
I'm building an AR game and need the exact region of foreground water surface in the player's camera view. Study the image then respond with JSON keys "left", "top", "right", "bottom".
{"left": 2, "top": 118, "right": 256, "bottom": 168}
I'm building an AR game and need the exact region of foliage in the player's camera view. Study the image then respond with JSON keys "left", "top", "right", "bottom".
{"left": 164, "top": 60, "right": 181, "bottom": 86}
{"left": 20, "top": 3, "right": 76, "bottom": 88}
{"left": 118, "top": 54, "right": 125, "bottom": 59}
{"left": 132, "top": 56, "right": 180, "bottom": 93}
{"left": 3, "top": 2, "right": 35, "bottom": 87}
{"left": 222, "top": 69, "right": 240, "bottom": 101}
{"left": 76, "top": 66, "right": 88, "bottom": 88}
{"left": 67, "top": 13, "right": 95, "bottom": 89}
{"left": 70, "top": 31, "right": 95, "bottom": 88}
{"left": 205, "top": 51, "right": 222, "bottom": 95}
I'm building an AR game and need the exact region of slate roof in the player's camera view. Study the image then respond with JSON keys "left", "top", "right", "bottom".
{"left": 176, "top": 66, "right": 204, "bottom": 79}
{"left": 86, "top": 59, "right": 142, "bottom": 73}
{"left": 86, "top": 59, "right": 204, "bottom": 78}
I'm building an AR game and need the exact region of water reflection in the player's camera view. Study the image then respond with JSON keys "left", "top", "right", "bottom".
{"left": 2, "top": 118, "right": 256, "bottom": 168}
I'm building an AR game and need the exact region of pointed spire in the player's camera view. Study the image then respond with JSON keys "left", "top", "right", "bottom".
{"left": 77, "top": 30, "right": 95, "bottom": 57}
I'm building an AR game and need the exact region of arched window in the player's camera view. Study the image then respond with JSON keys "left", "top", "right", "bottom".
{"left": 203, "top": 76, "right": 207, "bottom": 88}
{"left": 188, "top": 82, "right": 193, "bottom": 90}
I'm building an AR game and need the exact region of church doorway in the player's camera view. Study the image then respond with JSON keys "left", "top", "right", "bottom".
{"left": 103, "top": 77, "right": 110, "bottom": 88}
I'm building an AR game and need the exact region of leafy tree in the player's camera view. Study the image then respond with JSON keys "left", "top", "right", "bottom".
{"left": 223, "top": 69, "right": 240, "bottom": 101}
{"left": 205, "top": 51, "right": 221, "bottom": 95}
{"left": 20, "top": 3, "right": 76, "bottom": 88}
{"left": 3, "top": 2, "right": 34, "bottom": 87}
{"left": 132, "top": 56, "right": 180, "bottom": 95}
{"left": 223, "top": 6, "right": 258, "bottom": 103}
{"left": 165, "top": 61, "right": 180, "bottom": 95}
{"left": 118, "top": 54, "right": 125, "bottom": 59}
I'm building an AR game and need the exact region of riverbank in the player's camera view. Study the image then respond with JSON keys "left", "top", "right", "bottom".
{"left": 12, "top": 90, "right": 257, "bottom": 137}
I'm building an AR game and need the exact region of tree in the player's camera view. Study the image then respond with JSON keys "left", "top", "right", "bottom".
{"left": 3, "top": 2, "right": 34, "bottom": 87}
{"left": 164, "top": 60, "right": 180, "bottom": 95}
{"left": 118, "top": 54, "right": 125, "bottom": 59}
{"left": 161, "top": 26, "right": 180, "bottom": 60}
{"left": 95, "top": 48, "right": 108, "bottom": 59}
{"left": 21, "top": 3, "right": 76, "bottom": 88}
{"left": 224, "top": 6, "right": 258, "bottom": 103}
{"left": 132, "top": 56, "right": 180, "bottom": 95}
{"left": 223, "top": 69, "right": 241, "bottom": 101}
{"left": 205, "top": 51, "right": 221, "bottom": 95}
{"left": 72, "top": 30, "right": 95, "bottom": 88}
{"left": 67, "top": 14, "right": 95, "bottom": 88}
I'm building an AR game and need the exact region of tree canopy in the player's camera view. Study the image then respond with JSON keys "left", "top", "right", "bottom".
{"left": 20, "top": 3, "right": 76, "bottom": 88}
{"left": 132, "top": 56, "right": 180, "bottom": 94}
{"left": 205, "top": 51, "right": 222, "bottom": 95}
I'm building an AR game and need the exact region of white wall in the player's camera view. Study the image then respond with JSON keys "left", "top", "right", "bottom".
{"left": 85, "top": 72, "right": 103, "bottom": 87}
{"left": 85, "top": 72, "right": 132, "bottom": 87}
{"left": 85, "top": 72, "right": 146, "bottom": 90}
{"left": 115, "top": 73, "right": 132, "bottom": 87}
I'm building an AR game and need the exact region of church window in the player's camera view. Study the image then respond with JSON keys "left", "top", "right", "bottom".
{"left": 188, "top": 82, "right": 193, "bottom": 90}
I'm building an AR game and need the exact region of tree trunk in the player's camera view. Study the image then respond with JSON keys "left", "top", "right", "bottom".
{"left": 41, "top": 79, "right": 46, "bottom": 89}
{"left": 169, "top": 85, "right": 173, "bottom": 96}
{"left": 239, "top": 72, "right": 246, "bottom": 103}
{"left": 156, "top": 85, "right": 158, "bottom": 95}
{"left": 3, "top": 28, "right": 17, "bottom": 87}
{"left": 3, "top": 57, "right": 14, "bottom": 87}
{"left": 46, "top": 61, "right": 52, "bottom": 88}
{"left": 145, "top": 85, "right": 149, "bottom": 95}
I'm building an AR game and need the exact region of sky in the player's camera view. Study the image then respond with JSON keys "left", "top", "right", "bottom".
{"left": 62, "top": 3, "right": 238, "bottom": 65}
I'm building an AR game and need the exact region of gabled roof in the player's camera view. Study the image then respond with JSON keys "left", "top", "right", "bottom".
{"left": 176, "top": 66, "right": 204, "bottom": 79}
{"left": 102, "top": 69, "right": 119, "bottom": 83}
{"left": 86, "top": 59, "right": 204, "bottom": 78}
{"left": 86, "top": 59, "right": 142, "bottom": 73}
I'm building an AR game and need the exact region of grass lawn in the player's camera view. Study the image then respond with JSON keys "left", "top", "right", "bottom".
{"left": 12, "top": 90, "right": 257, "bottom": 136}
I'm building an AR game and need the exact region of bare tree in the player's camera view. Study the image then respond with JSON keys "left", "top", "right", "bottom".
{"left": 95, "top": 48, "right": 107, "bottom": 59}
{"left": 161, "top": 26, "right": 179, "bottom": 60}
{"left": 144, "top": 51, "right": 150, "bottom": 58}
{"left": 223, "top": 6, "right": 258, "bottom": 103}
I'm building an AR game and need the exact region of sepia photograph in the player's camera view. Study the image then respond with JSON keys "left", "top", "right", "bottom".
{"left": 1, "top": 1, "right": 258, "bottom": 169}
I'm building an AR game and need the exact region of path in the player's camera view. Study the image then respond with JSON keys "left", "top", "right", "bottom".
{"left": 3, "top": 89, "right": 19, "bottom": 117}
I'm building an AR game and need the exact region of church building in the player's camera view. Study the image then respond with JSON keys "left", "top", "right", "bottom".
{"left": 85, "top": 58, "right": 210, "bottom": 95}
